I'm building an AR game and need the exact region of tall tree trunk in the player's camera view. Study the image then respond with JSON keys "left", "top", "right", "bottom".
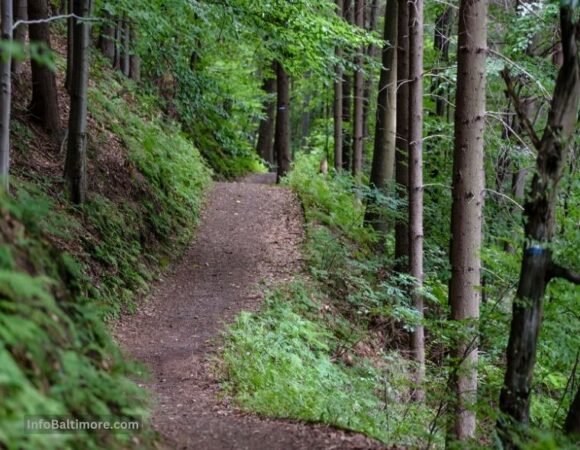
{"left": 65, "top": 0, "right": 73, "bottom": 93}
{"left": 0, "top": 0, "right": 13, "bottom": 191}
{"left": 333, "top": 0, "right": 344, "bottom": 171}
{"left": 274, "top": 61, "right": 290, "bottom": 183}
{"left": 394, "top": 0, "right": 410, "bottom": 272}
{"left": 129, "top": 26, "right": 140, "bottom": 81}
{"left": 97, "top": 12, "right": 115, "bottom": 61}
{"left": 498, "top": 6, "right": 580, "bottom": 446}
{"left": 342, "top": 0, "right": 353, "bottom": 171}
{"left": 351, "top": 0, "right": 364, "bottom": 178}
{"left": 362, "top": 0, "right": 378, "bottom": 139}
{"left": 447, "top": 0, "right": 487, "bottom": 441}
{"left": 366, "top": 0, "right": 397, "bottom": 235}
{"left": 432, "top": 7, "right": 453, "bottom": 117}
{"left": 408, "top": 0, "right": 425, "bottom": 401}
{"left": 112, "top": 19, "right": 121, "bottom": 69}
{"left": 28, "top": 0, "right": 61, "bottom": 138}
{"left": 565, "top": 386, "right": 580, "bottom": 437}
{"left": 64, "top": 0, "right": 91, "bottom": 204}
{"left": 12, "top": 0, "right": 26, "bottom": 76}
{"left": 121, "top": 19, "right": 130, "bottom": 77}
{"left": 256, "top": 66, "right": 276, "bottom": 166}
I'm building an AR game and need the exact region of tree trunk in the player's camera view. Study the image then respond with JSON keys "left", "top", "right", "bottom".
{"left": 65, "top": 0, "right": 73, "bottom": 93}
{"left": 333, "top": 0, "right": 344, "bottom": 171}
{"left": 498, "top": 6, "right": 580, "bottom": 446}
{"left": 64, "top": 0, "right": 91, "bottom": 204}
{"left": 394, "top": 0, "right": 409, "bottom": 273}
{"left": 365, "top": 0, "right": 397, "bottom": 235}
{"left": 12, "top": 0, "right": 26, "bottom": 76}
{"left": 0, "top": 0, "right": 13, "bottom": 191}
{"left": 129, "top": 26, "right": 140, "bottom": 81}
{"left": 341, "top": 0, "right": 353, "bottom": 171}
{"left": 351, "top": 0, "right": 364, "bottom": 178}
{"left": 361, "top": 0, "right": 378, "bottom": 139}
{"left": 565, "top": 386, "right": 580, "bottom": 437}
{"left": 274, "top": 61, "right": 290, "bottom": 183}
{"left": 447, "top": 0, "right": 487, "bottom": 441}
{"left": 97, "top": 12, "right": 115, "bottom": 61}
{"left": 432, "top": 7, "right": 453, "bottom": 117}
{"left": 28, "top": 0, "right": 61, "bottom": 138}
{"left": 121, "top": 19, "right": 130, "bottom": 77}
{"left": 408, "top": 0, "right": 425, "bottom": 401}
{"left": 256, "top": 66, "right": 276, "bottom": 166}
{"left": 112, "top": 19, "right": 121, "bottom": 69}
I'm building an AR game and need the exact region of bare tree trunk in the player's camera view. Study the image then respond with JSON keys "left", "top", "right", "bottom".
{"left": 447, "top": 0, "right": 487, "bottom": 441}
{"left": 121, "top": 19, "right": 130, "bottom": 77}
{"left": 0, "top": 0, "right": 13, "bottom": 191}
{"left": 432, "top": 6, "right": 453, "bottom": 117}
{"left": 565, "top": 386, "right": 580, "bottom": 437}
{"left": 362, "top": 0, "right": 378, "bottom": 139}
{"left": 408, "top": 0, "right": 425, "bottom": 401}
{"left": 351, "top": 0, "right": 364, "bottom": 178}
{"left": 366, "top": 0, "right": 397, "bottom": 235}
{"left": 12, "top": 0, "right": 26, "bottom": 76}
{"left": 256, "top": 66, "right": 276, "bottom": 166}
{"left": 394, "top": 0, "right": 409, "bottom": 273}
{"left": 64, "top": 0, "right": 91, "bottom": 204}
{"left": 65, "top": 0, "right": 73, "bottom": 93}
{"left": 274, "top": 61, "right": 290, "bottom": 183}
{"left": 334, "top": 0, "right": 344, "bottom": 171}
{"left": 112, "top": 19, "right": 121, "bottom": 69}
{"left": 97, "top": 11, "right": 115, "bottom": 61}
{"left": 498, "top": 6, "right": 580, "bottom": 447}
{"left": 28, "top": 0, "right": 61, "bottom": 138}
{"left": 129, "top": 26, "right": 140, "bottom": 81}
{"left": 341, "top": 0, "right": 353, "bottom": 171}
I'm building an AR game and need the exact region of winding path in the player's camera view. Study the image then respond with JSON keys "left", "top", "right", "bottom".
{"left": 115, "top": 174, "right": 384, "bottom": 450}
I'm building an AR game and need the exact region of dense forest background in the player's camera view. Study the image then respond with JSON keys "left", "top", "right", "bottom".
{"left": 0, "top": 0, "right": 578, "bottom": 448}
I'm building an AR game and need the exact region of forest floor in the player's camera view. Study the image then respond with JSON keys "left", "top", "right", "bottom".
{"left": 114, "top": 174, "right": 385, "bottom": 450}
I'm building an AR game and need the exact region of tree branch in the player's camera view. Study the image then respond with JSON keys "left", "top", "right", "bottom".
{"left": 13, "top": 14, "right": 100, "bottom": 31}
{"left": 548, "top": 263, "right": 580, "bottom": 284}
{"left": 500, "top": 68, "right": 542, "bottom": 151}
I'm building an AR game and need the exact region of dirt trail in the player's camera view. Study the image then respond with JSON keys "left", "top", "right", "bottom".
{"left": 115, "top": 174, "right": 385, "bottom": 450}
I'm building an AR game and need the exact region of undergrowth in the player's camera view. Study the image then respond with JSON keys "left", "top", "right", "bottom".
{"left": 0, "top": 53, "right": 212, "bottom": 448}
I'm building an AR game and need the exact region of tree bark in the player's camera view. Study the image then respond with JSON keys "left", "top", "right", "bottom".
{"left": 498, "top": 6, "right": 580, "bottom": 446}
{"left": 65, "top": 0, "right": 73, "bottom": 93}
{"left": 274, "top": 61, "right": 290, "bottom": 183}
{"left": 351, "top": 0, "right": 365, "bottom": 178}
{"left": 112, "top": 19, "right": 121, "bottom": 69}
{"left": 121, "top": 18, "right": 130, "bottom": 77}
{"left": 362, "top": 0, "right": 378, "bottom": 138}
{"left": 256, "top": 66, "right": 276, "bottom": 165}
{"left": 432, "top": 7, "right": 453, "bottom": 117}
{"left": 341, "top": 0, "right": 353, "bottom": 171}
{"left": 97, "top": 12, "right": 115, "bottom": 61}
{"left": 129, "top": 26, "right": 140, "bottom": 81}
{"left": 394, "top": 0, "right": 409, "bottom": 273}
{"left": 28, "top": 0, "right": 61, "bottom": 138}
{"left": 333, "top": 0, "right": 344, "bottom": 171}
{"left": 565, "top": 386, "right": 580, "bottom": 437}
{"left": 447, "top": 0, "right": 487, "bottom": 441}
{"left": 0, "top": 0, "right": 13, "bottom": 191}
{"left": 64, "top": 0, "right": 91, "bottom": 204}
{"left": 408, "top": 0, "right": 425, "bottom": 401}
{"left": 12, "top": 0, "right": 26, "bottom": 76}
{"left": 366, "top": 0, "right": 397, "bottom": 235}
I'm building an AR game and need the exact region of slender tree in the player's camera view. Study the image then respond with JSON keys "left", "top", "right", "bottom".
{"left": 394, "top": 0, "right": 409, "bottom": 272}
{"left": 0, "top": 0, "right": 13, "bottom": 191}
{"left": 28, "top": 0, "right": 61, "bottom": 138}
{"left": 256, "top": 65, "right": 276, "bottom": 166}
{"left": 498, "top": 5, "right": 580, "bottom": 446}
{"left": 65, "top": 0, "right": 73, "bottom": 93}
{"left": 12, "top": 0, "right": 27, "bottom": 76}
{"left": 361, "top": 0, "right": 378, "bottom": 138}
{"left": 351, "top": 0, "right": 364, "bottom": 178}
{"left": 97, "top": 11, "right": 115, "bottom": 61}
{"left": 342, "top": 0, "right": 353, "bottom": 171}
{"left": 432, "top": 6, "right": 453, "bottom": 118}
{"left": 408, "top": 0, "right": 425, "bottom": 400}
{"left": 447, "top": 0, "right": 487, "bottom": 441}
{"left": 64, "top": 0, "right": 92, "bottom": 204}
{"left": 333, "top": 0, "right": 344, "bottom": 171}
{"left": 274, "top": 60, "right": 290, "bottom": 183}
{"left": 366, "top": 0, "right": 397, "bottom": 235}
{"left": 121, "top": 18, "right": 130, "bottom": 77}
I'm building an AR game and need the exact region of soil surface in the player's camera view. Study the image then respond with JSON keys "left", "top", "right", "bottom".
{"left": 115, "top": 174, "right": 386, "bottom": 450}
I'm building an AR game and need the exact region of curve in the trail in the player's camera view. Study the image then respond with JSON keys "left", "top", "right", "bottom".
{"left": 115, "top": 174, "right": 385, "bottom": 450}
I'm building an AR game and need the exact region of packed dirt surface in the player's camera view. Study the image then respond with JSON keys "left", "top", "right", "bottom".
{"left": 115, "top": 174, "right": 386, "bottom": 450}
